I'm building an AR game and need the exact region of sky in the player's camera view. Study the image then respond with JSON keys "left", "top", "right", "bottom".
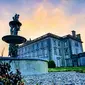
{"left": 0, "top": 0, "right": 85, "bottom": 56}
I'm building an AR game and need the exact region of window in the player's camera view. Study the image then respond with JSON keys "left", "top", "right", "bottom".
{"left": 65, "top": 48, "right": 68, "bottom": 55}
{"left": 39, "top": 42, "right": 41, "bottom": 49}
{"left": 28, "top": 46, "right": 31, "bottom": 52}
{"left": 31, "top": 45, "right": 34, "bottom": 52}
{"left": 59, "top": 48, "right": 62, "bottom": 56}
{"left": 54, "top": 47, "right": 57, "bottom": 55}
{"left": 42, "top": 49, "right": 45, "bottom": 55}
{"left": 58, "top": 41, "right": 61, "bottom": 46}
{"left": 39, "top": 50, "right": 43, "bottom": 58}
{"left": 17, "top": 50, "right": 19, "bottom": 55}
{"left": 75, "top": 42, "right": 78, "bottom": 47}
{"left": 66, "top": 59, "right": 70, "bottom": 66}
{"left": 31, "top": 52, "right": 33, "bottom": 57}
{"left": 75, "top": 48, "right": 78, "bottom": 54}
{"left": 35, "top": 51, "right": 37, "bottom": 57}
{"left": 23, "top": 47, "right": 25, "bottom": 53}
{"left": 34, "top": 44, "right": 37, "bottom": 50}
{"left": 33, "top": 51, "right": 35, "bottom": 57}
{"left": 34, "top": 44, "right": 36, "bottom": 50}
{"left": 25, "top": 46, "right": 28, "bottom": 52}
{"left": 41, "top": 41, "right": 44, "bottom": 48}
{"left": 32, "top": 44, "right": 34, "bottom": 51}
{"left": 44, "top": 49, "right": 48, "bottom": 56}
{"left": 43, "top": 40, "right": 47, "bottom": 47}
{"left": 64, "top": 41, "right": 67, "bottom": 47}
{"left": 53, "top": 39, "right": 56, "bottom": 46}
{"left": 27, "top": 47, "right": 29, "bottom": 53}
{"left": 20, "top": 49, "right": 23, "bottom": 54}
{"left": 27, "top": 53, "right": 29, "bottom": 57}
{"left": 37, "top": 43, "right": 39, "bottom": 50}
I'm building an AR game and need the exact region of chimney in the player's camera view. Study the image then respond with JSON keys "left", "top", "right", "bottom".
{"left": 29, "top": 38, "right": 31, "bottom": 41}
{"left": 76, "top": 34, "right": 81, "bottom": 40}
{"left": 72, "top": 30, "right": 76, "bottom": 37}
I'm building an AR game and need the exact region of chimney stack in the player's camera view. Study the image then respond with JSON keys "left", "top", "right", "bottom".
{"left": 76, "top": 34, "right": 81, "bottom": 40}
{"left": 72, "top": 30, "right": 76, "bottom": 37}
{"left": 29, "top": 38, "right": 31, "bottom": 41}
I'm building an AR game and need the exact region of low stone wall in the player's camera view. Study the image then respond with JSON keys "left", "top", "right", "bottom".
{"left": 24, "top": 72, "right": 85, "bottom": 85}
{"left": 0, "top": 57, "right": 48, "bottom": 75}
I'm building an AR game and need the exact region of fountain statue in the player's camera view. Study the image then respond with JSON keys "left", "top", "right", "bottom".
{"left": 10, "top": 14, "right": 20, "bottom": 35}
{"left": 2, "top": 14, "right": 26, "bottom": 57}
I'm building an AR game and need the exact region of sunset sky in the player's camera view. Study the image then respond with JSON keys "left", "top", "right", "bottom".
{"left": 0, "top": 0, "right": 85, "bottom": 56}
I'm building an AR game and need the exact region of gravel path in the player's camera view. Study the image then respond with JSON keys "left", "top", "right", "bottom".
{"left": 24, "top": 72, "right": 85, "bottom": 85}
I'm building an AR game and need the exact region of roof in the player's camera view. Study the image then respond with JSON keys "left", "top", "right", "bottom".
{"left": 19, "top": 33, "right": 82, "bottom": 48}
{"left": 63, "top": 34, "right": 83, "bottom": 43}
{"left": 19, "top": 33, "right": 62, "bottom": 48}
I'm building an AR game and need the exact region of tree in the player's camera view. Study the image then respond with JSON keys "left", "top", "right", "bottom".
{"left": 48, "top": 60, "right": 56, "bottom": 68}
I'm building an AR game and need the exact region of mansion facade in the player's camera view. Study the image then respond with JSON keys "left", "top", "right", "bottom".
{"left": 17, "top": 30, "right": 84, "bottom": 67}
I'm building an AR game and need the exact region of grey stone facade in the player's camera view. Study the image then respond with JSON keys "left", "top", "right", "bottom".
{"left": 18, "top": 30, "right": 84, "bottom": 67}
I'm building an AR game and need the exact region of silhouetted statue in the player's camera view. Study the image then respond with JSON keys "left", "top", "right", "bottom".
{"left": 10, "top": 14, "right": 20, "bottom": 35}
{"left": 8, "top": 14, "right": 22, "bottom": 57}
{"left": 13, "top": 14, "right": 19, "bottom": 21}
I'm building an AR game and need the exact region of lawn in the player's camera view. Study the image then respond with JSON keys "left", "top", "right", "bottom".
{"left": 48, "top": 66, "right": 85, "bottom": 73}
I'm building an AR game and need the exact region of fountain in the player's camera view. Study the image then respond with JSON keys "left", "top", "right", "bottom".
{"left": 2, "top": 14, "right": 26, "bottom": 57}
{"left": 1, "top": 14, "right": 48, "bottom": 76}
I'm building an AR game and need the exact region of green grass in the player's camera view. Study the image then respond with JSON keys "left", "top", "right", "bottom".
{"left": 48, "top": 66, "right": 85, "bottom": 73}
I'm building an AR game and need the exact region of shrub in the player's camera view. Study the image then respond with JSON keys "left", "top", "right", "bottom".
{"left": 48, "top": 60, "right": 56, "bottom": 68}
{"left": 0, "top": 62, "right": 24, "bottom": 85}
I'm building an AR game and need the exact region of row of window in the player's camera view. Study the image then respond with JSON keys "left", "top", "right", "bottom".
{"left": 53, "top": 39, "right": 69, "bottom": 48}
{"left": 54, "top": 47, "right": 69, "bottom": 56}
{"left": 19, "top": 52, "right": 48, "bottom": 58}
{"left": 54, "top": 40, "right": 79, "bottom": 48}
{"left": 53, "top": 39, "right": 61, "bottom": 47}
{"left": 18, "top": 40, "right": 48, "bottom": 54}
{"left": 54, "top": 47, "right": 62, "bottom": 56}
{"left": 18, "top": 48, "right": 48, "bottom": 56}
{"left": 64, "top": 40, "right": 79, "bottom": 47}
{"left": 53, "top": 40, "right": 79, "bottom": 56}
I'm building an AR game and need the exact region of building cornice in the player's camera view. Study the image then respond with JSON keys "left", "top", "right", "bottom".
{"left": 19, "top": 33, "right": 83, "bottom": 48}
{"left": 19, "top": 33, "right": 62, "bottom": 48}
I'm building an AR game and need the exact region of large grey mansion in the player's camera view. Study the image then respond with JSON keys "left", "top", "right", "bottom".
{"left": 17, "top": 30, "right": 85, "bottom": 67}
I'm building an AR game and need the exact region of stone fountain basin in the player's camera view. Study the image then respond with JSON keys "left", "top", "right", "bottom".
{"left": 2, "top": 35, "right": 26, "bottom": 44}
{"left": 0, "top": 57, "right": 48, "bottom": 75}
